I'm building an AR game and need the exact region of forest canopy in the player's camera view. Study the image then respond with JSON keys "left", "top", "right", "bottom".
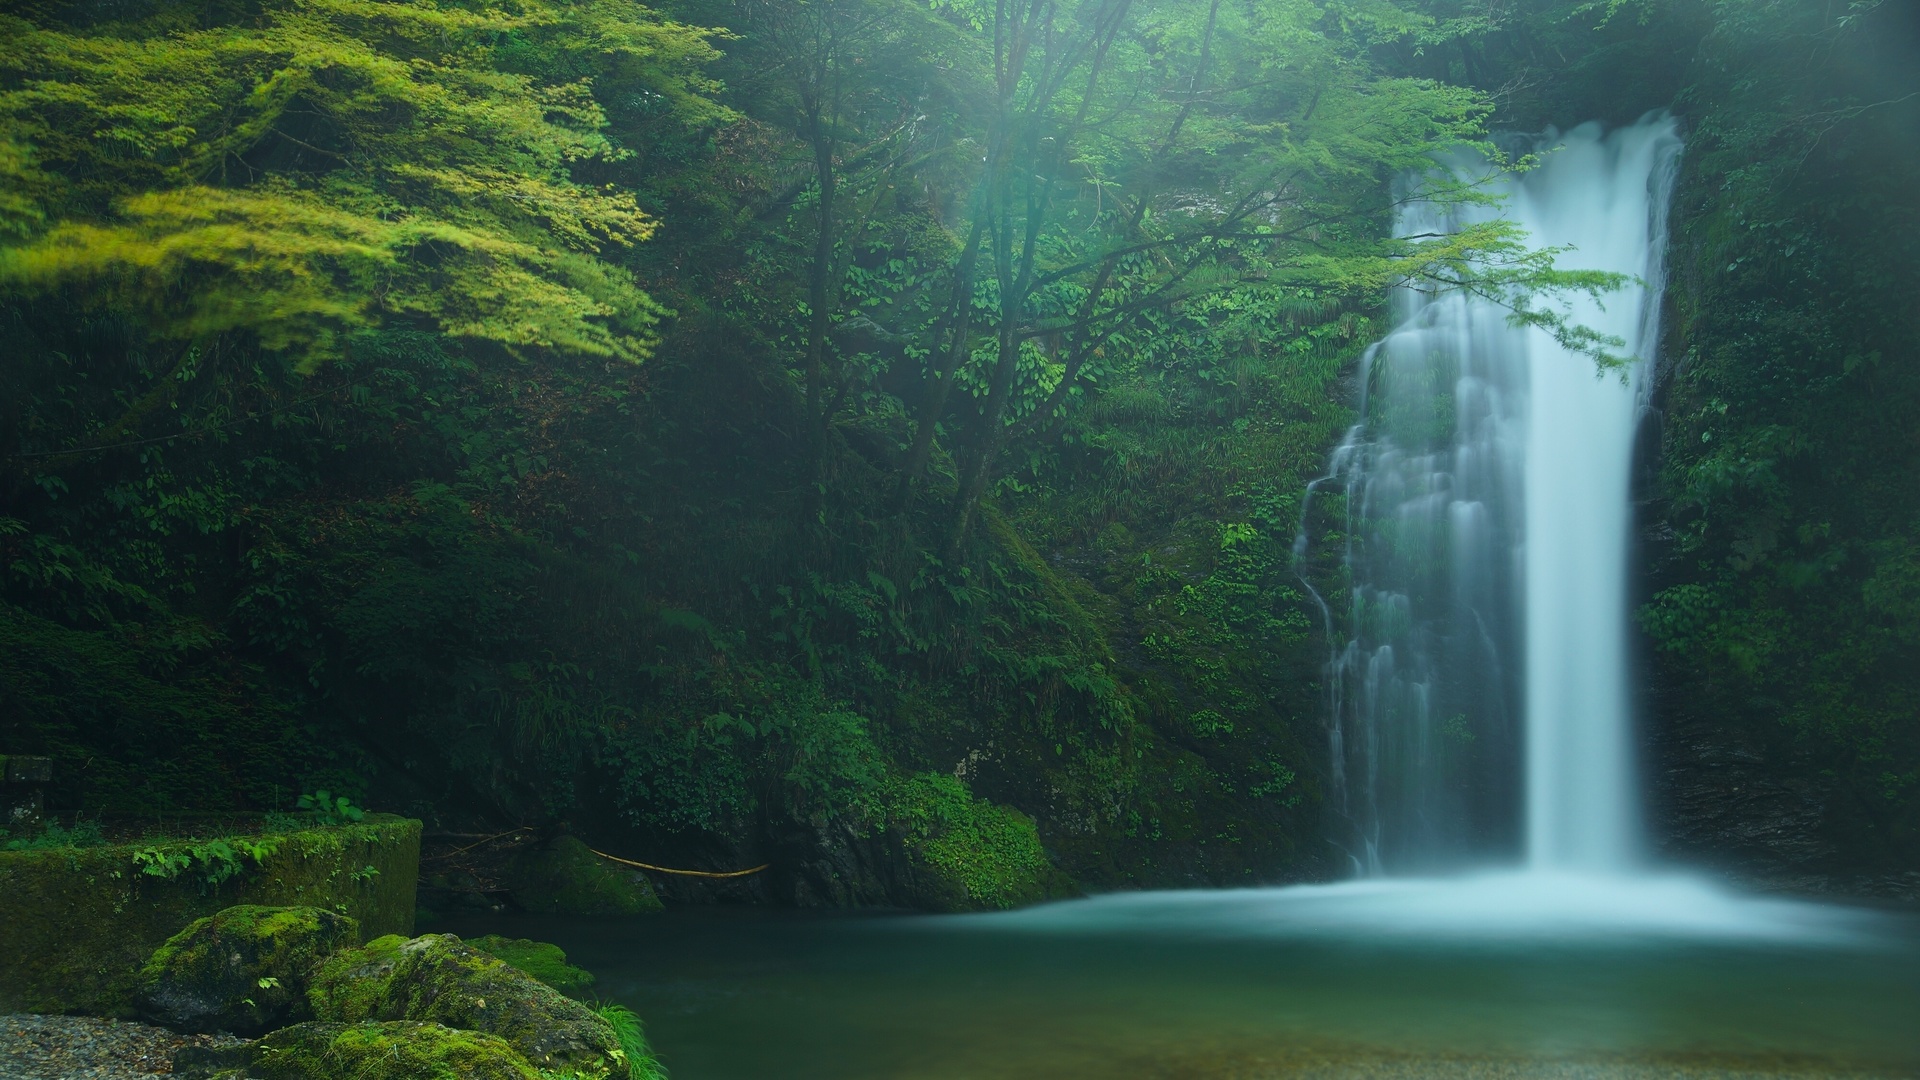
{"left": 0, "top": 0, "right": 730, "bottom": 363}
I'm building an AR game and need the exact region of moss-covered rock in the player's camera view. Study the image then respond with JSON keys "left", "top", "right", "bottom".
{"left": 309, "top": 933, "right": 625, "bottom": 1079}
{"left": 0, "top": 815, "right": 420, "bottom": 1016}
{"left": 468, "top": 935, "right": 595, "bottom": 997}
{"left": 887, "top": 773, "right": 1074, "bottom": 911}
{"left": 136, "top": 905, "right": 360, "bottom": 1036}
{"left": 503, "top": 835, "right": 663, "bottom": 916}
{"left": 172, "top": 1020, "right": 542, "bottom": 1080}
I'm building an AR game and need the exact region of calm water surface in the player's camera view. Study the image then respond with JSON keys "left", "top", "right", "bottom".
{"left": 442, "top": 876, "right": 1920, "bottom": 1079}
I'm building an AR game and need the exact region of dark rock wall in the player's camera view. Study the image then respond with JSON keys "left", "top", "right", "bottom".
{"left": 1639, "top": 0, "right": 1920, "bottom": 898}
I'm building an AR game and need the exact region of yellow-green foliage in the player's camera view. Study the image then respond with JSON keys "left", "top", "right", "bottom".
{"left": 0, "top": 0, "right": 727, "bottom": 366}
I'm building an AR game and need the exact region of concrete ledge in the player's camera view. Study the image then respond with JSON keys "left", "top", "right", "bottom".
{"left": 0, "top": 815, "right": 420, "bottom": 1015}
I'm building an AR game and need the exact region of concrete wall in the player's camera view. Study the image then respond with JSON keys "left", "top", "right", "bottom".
{"left": 0, "top": 815, "right": 420, "bottom": 1015}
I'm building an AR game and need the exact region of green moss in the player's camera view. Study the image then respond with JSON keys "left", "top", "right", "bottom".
{"left": 310, "top": 934, "right": 625, "bottom": 1079}
{"left": 238, "top": 1021, "right": 542, "bottom": 1080}
{"left": 0, "top": 815, "right": 419, "bottom": 1016}
{"left": 136, "top": 904, "right": 359, "bottom": 1035}
{"left": 887, "top": 773, "right": 1063, "bottom": 911}
{"left": 308, "top": 933, "right": 408, "bottom": 1022}
{"left": 505, "top": 835, "right": 663, "bottom": 916}
{"left": 470, "top": 936, "right": 595, "bottom": 997}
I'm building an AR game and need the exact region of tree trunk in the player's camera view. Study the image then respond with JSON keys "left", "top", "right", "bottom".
{"left": 894, "top": 220, "right": 985, "bottom": 510}
{"left": 801, "top": 88, "right": 838, "bottom": 531}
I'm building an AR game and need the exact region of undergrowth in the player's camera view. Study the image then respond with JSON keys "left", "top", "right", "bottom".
{"left": 1, "top": 818, "right": 105, "bottom": 850}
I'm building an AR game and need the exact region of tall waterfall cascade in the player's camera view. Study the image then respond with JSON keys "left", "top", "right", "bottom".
{"left": 1298, "top": 116, "right": 1685, "bottom": 877}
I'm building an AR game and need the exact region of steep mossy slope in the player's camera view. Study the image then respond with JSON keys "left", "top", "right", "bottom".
{"left": 1643, "top": 0, "right": 1920, "bottom": 890}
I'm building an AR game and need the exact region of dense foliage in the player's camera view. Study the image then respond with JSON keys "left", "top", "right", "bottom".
{"left": 2, "top": 0, "right": 1912, "bottom": 899}
{"left": 1643, "top": 0, "right": 1920, "bottom": 875}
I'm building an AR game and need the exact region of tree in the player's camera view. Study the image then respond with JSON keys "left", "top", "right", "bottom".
{"left": 890, "top": 0, "right": 1601, "bottom": 548}
{"left": 0, "top": 0, "right": 724, "bottom": 385}
{"left": 689, "top": 0, "right": 976, "bottom": 520}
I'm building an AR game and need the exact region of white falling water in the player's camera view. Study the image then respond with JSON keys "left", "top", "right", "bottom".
{"left": 1297, "top": 115, "right": 1685, "bottom": 875}
{"left": 1520, "top": 122, "right": 1683, "bottom": 870}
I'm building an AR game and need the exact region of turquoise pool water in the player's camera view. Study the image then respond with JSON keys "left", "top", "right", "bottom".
{"left": 440, "top": 876, "right": 1919, "bottom": 1079}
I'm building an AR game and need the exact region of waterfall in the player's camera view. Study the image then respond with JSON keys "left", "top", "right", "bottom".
{"left": 1297, "top": 116, "right": 1684, "bottom": 876}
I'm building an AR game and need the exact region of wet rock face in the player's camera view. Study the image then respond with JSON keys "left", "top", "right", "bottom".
{"left": 134, "top": 906, "right": 360, "bottom": 1037}
{"left": 503, "top": 835, "right": 662, "bottom": 916}
{"left": 1647, "top": 716, "right": 1920, "bottom": 902}
{"left": 308, "top": 933, "right": 625, "bottom": 1079}
{"left": 172, "top": 1020, "right": 541, "bottom": 1080}
{"left": 1650, "top": 720, "right": 1830, "bottom": 871}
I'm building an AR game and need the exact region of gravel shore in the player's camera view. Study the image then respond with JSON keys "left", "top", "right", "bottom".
{"left": 2, "top": 1013, "right": 1898, "bottom": 1080}
{"left": 0, "top": 1014, "right": 243, "bottom": 1079}
{"left": 1130, "top": 1049, "right": 1906, "bottom": 1080}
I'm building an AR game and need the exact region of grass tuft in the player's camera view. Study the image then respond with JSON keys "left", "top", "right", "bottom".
{"left": 592, "top": 1001, "right": 666, "bottom": 1080}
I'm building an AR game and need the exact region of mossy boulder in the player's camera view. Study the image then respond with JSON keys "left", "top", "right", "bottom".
{"left": 309, "top": 933, "right": 625, "bottom": 1079}
{"left": 504, "top": 834, "right": 663, "bottom": 915}
{"left": 469, "top": 934, "right": 595, "bottom": 997}
{"left": 887, "top": 773, "right": 1074, "bottom": 911}
{"left": 136, "top": 905, "right": 360, "bottom": 1036}
{"left": 173, "top": 1020, "right": 541, "bottom": 1080}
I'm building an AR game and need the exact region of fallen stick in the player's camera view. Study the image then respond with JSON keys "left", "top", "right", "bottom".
{"left": 587, "top": 847, "right": 770, "bottom": 879}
